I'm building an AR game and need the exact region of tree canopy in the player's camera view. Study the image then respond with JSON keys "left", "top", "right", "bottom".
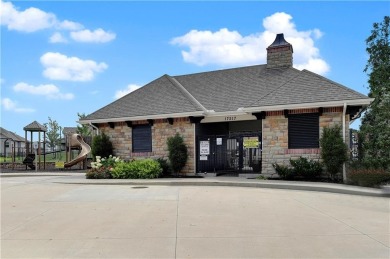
{"left": 360, "top": 16, "right": 390, "bottom": 169}
{"left": 77, "top": 113, "right": 92, "bottom": 136}
{"left": 44, "top": 117, "right": 61, "bottom": 152}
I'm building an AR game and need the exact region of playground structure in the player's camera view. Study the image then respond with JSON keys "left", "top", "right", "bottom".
{"left": 64, "top": 133, "right": 91, "bottom": 169}
{"left": 23, "top": 121, "right": 46, "bottom": 170}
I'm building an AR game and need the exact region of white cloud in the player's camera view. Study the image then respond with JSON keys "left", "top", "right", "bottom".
{"left": 0, "top": 1, "right": 115, "bottom": 44}
{"left": 0, "top": 0, "right": 56, "bottom": 32}
{"left": 1, "top": 97, "right": 35, "bottom": 113}
{"left": 40, "top": 52, "right": 108, "bottom": 81}
{"left": 114, "top": 84, "right": 142, "bottom": 99}
{"left": 58, "top": 20, "right": 83, "bottom": 31}
{"left": 70, "top": 28, "right": 116, "bottom": 43}
{"left": 13, "top": 82, "right": 74, "bottom": 100}
{"left": 171, "top": 12, "right": 330, "bottom": 75}
{"left": 49, "top": 32, "right": 67, "bottom": 43}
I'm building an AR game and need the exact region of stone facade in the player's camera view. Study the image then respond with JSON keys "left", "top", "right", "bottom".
{"left": 99, "top": 118, "right": 195, "bottom": 174}
{"left": 266, "top": 45, "right": 293, "bottom": 69}
{"left": 261, "top": 107, "right": 350, "bottom": 176}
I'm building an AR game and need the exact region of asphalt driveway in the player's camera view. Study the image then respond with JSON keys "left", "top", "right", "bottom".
{"left": 1, "top": 174, "right": 389, "bottom": 258}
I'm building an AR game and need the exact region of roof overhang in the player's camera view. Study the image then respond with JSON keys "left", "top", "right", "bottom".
{"left": 240, "top": 98, "right": 374, "bottom": 113}
{"left": 79, "top": 111, "right": 206, "bottom": 125}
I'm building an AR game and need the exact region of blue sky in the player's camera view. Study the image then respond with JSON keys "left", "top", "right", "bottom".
{"left": 1, "top": 1, "right": 389, "bottom": 137}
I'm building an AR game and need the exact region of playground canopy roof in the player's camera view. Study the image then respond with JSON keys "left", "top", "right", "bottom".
{"left": 62, "top": 127, "right": 77, "bottom": 135}
{"left": 23, "top": 121, "right": 47, "bottom": 132}
{"left": 0, "top": 127, "right": 25, "bottom": 142}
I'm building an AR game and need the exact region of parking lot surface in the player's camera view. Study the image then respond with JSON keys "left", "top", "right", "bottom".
{"left": 1, "top": 174, "right": 389, "bottom": 258}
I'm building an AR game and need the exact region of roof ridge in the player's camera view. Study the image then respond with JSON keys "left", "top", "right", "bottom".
{"left": 174, "top": 64, "right": 266, "bottom": 78}
{"left": 247, "top": 68, "right": 302, "bottom": 107}
{"left": 166, "top": 74, "right": 208, "bottom": 112}
{"left": 301, "top": 69, "right": 367, "bottom": 98}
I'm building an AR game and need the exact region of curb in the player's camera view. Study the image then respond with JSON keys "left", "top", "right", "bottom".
{"left": 1, "top": 173, "right": 388, "bottom": 198}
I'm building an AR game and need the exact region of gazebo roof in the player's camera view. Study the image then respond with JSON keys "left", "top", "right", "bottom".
{"left": 23, "top": 121, "right": 47, "bottom": 132}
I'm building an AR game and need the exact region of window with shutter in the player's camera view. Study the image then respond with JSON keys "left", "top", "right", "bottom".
{"left": 288, "top": 113, "right": 319, "bottom": 149}
{"left": 132, "top": 125, "right": 152, "bottom": 152}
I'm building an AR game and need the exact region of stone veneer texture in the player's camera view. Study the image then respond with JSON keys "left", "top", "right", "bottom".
{"left": 99, "top": 118, "right": 195, "bottom": 174}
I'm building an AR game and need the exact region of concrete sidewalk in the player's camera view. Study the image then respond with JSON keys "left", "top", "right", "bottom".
{"left": 1, "top": 171, "right": 389, "bottom": 197}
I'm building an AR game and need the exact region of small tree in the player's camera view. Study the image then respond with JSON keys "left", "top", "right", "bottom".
{"left": 91, "top": 133, "right": 113, "bottom": 159}
{"left": 320, "top": 125, "right": 349, "bottom": 181}
{"left": 77, "top": 113, "right": 92, "bottom": 137}
{"left": 167, "top": 133, "right": 188, "bottom": 176}
{"left": 44, "top": 117, "right": 61, "bottom": 157}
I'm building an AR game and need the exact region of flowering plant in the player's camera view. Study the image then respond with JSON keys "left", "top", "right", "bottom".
{"left": 87, "top": 155, "right": 122, "bottom": 179}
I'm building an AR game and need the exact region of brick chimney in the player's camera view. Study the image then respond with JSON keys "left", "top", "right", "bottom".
{"left": 266, "top": 33, "right": 293, "bottom": 69}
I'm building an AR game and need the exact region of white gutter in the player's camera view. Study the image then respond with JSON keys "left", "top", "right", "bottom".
{"left": 89, "top": 122, "right": 99, "bottom": 136}
{"left": 241, "top": 98, "right": 374, "bottom": 113}
{"left": 342, "top": 102, "right": 347, "bottom": 183}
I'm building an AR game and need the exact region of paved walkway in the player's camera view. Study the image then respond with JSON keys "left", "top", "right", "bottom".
{"left": 1, "top": 173, "right": 389, "bottom": 258}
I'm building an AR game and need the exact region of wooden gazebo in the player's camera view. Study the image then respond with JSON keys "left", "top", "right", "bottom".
{"left": 24, "top": 121, "right": 47, "bottom": 170}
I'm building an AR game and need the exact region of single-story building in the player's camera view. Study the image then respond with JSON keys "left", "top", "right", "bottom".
{"left": 0, "top": 127, "right": 26, "bottom": 158}
{"left": 80, "top": 33, "right": 373, "bottom": 178}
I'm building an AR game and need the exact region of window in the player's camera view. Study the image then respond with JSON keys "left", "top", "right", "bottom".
{"left": 288, "top": 113, "right": 319, "bottom": 149}
{"left": 132, "top": 125, "right": 152, "bottom": 152}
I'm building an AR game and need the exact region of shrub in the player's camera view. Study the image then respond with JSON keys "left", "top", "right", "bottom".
{"left": 92, "top": 133, "right": 113, "bottom": 159}
{"left": 167, "top": 134, "right": 188, "bottom": 176}
{"left": 347, "top": 169, "right": 390, "bottom": 187}
{"left": 290, "top": 157, "right": 322, "bottom": 181}
{"left": 86, "top": 168, "right": 112, "bottom": 179}
{"left": 86, "top": 155, "right": 121, "bottom": 179}
{"left": 320, "top": 125, "right": 348, "bottom": 181}
{"left": 156, "top": 158, "right": 172, "bottom": 177}
{"left": 111, "top": 159, "right": 162, "bottom": 179}
{"left": 272, "top": 163, "right": 295, "bottom": 180}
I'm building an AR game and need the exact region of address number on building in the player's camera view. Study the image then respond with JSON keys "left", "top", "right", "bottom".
{"left": 225, "top": 116, "right": 237, "bottom": 121}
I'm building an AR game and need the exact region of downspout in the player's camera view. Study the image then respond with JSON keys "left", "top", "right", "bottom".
{"left": 342, "top": 103, "right": 347, "bottom": 183}
{"left": 89, "top": 123, "right": 99, "bottom": 136}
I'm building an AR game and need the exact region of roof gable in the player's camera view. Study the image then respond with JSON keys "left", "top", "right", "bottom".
{"left": 84, "top": 75, "right": 204, "bottom": 121}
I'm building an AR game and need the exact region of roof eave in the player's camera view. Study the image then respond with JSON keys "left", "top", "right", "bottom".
{"left": 79, "top": 111, "right": 206, "bottom": 125}
{"left": 241, "top": 98, "right": 375, "bottom": 113}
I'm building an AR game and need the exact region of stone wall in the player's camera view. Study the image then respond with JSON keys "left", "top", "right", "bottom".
{"left": 99, "top": 118, "right": 195, "bottom": 174}
{"left": 262, "top": 108, "right": 350, "bottom": 176}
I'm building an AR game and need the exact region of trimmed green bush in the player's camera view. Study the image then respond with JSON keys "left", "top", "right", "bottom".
{"left": 272, "top": 163, "right": 295, "bottom": 180}
{"left": 320, "top": 125, "right": 348, "bottom": 181}
{"left": 91, "top": 133, "right": 113, "bottom": 159}
{"left": 167, "top": 134, "right": 188, "bottom": 176}
{"left": 347, "top": 169, "right": 390, "bottom": 187}
{"left": 290, "top": 157, "right": 323, "bottom": 181}
{"left": 111, "top": 159, "right": 162, "bottom": 179}
{"left": 156, "top": 158, "right": 172, "bottom": 177}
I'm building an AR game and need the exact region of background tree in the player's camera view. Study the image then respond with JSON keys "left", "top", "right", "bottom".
{"left": 360, "top": 16, "right": 390, "bottom": 169}
{"left": 77, "top": 113, "right": 92, "bottom": 136}
{"left": 44, "top": 117, "right": 61, "bottom": 157}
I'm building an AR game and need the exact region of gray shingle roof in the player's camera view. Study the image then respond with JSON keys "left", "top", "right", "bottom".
{"left": 0, "top": 127, "right": 25, "bottom": 142}
{"left": 62, "top": 127, "right": 78, "bottom": 135}
{"left": 84, "top": 75, "right": 204, "bottom": 121}
{"left": 23, "top": 121, "right": 47, "bottom": 132}
{"left": 82, "top": 65, "right": 369, "bottom": 122}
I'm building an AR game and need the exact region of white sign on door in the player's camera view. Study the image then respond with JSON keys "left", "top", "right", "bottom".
{"left": 216, "top": 138, "right": 222, "bottom": 145}
{"left": 200, "top": 141, "right": 210, "bottom": 155}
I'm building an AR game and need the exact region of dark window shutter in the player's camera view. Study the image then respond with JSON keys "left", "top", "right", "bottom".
{"left": 288, "top": 113, "right": 319, "bottom": 149}
{"left": 132, "top": 125, "right": 152, "bottom": 152}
